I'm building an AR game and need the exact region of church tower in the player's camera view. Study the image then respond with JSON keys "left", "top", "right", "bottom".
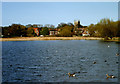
{"left": 74, "top": 20, "right": 80, "bottom": 28}
{"left": 74, "top": 20, "right": 80, "bottom": 32}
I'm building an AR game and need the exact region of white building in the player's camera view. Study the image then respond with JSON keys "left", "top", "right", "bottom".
{"left": 82, "top": 30, "right": 90, "bottom": 36}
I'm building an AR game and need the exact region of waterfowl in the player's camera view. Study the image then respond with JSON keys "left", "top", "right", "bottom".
{"left": 104, "top": 60, "right": 107, "bottom": 62}
{"left": 73, "top": 71, "right": 80, "bottom": 74}
{"left": 108, "top": 45, "right": 110, "bottom": 47}
{"left": 93, "top": 62, "right": 96, "bottom": 64}
{"left": 68, "top": 73, "right": 76, "bottom": 77}
{"left": 36, "top": 74, "right": 42, "bottom": 77}
{"left": 116, "top": 53, "right": 119, "bottom": 56}
{"left": 10, "top": 65, "right": 12, "bottom": 67}
{"left": 106, "top": 74, "right": 116, "bottom": 79}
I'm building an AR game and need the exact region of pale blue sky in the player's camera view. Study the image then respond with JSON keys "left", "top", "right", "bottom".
{"left": 2, "top": 2, "right": 118, "bottom": 27}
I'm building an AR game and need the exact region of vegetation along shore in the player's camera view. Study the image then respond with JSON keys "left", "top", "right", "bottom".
{"left": 1, "top": 18, "right": 120, "bottom": 41}
{"left": 0, "top": 37, "right": 120, "bottom": 41}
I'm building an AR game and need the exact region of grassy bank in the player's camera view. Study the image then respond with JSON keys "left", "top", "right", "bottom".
{"left": 0, "top": 37, "right": 104, "bottom": 41}
{"left": 0, "top": 37, "right": 119, "bottom": 41}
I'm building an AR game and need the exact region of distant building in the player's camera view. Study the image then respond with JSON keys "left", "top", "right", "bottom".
{"left": 74, "top": 20, "right": 83, "bottom": 28}
{"left": 49, "top": 29, "right": 58, "bottom": 35}
{"left": 82, "top": 30, "right": 90, "bottom": 36}
{"left": 74, "top": 20, "right": 87, "bottom": 35}
{"left": 25, "top": 20, "right": 89, "bottom": 36}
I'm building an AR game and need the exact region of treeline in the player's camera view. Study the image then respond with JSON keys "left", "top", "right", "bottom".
{"left": 57, "top": 23, "right": 74, "bottom": 37}
{"left": 87, "top": 18, "right": 120, "bottom": 39}
{"left": 2, "top": 24, "right": 50, "bottom": 37}
{"left": 1, "top": 18, "right": 120, "bottom": 38}
{"left": 1, "top": 22, "right": 75, "bottom": 37}
{"left": 2, "top": 24, "right": 34, "bottom": 37}
{"left": 2, "top": 24, "right": 27, "bottom": 37}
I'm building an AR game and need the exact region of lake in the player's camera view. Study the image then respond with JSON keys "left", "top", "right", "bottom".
{"left": 2, "top": 40, "right": 119, "bottom": 82}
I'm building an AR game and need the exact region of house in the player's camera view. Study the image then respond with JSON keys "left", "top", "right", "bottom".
{"left": 82, "top": 30, "right": 90, "bottom": 36}
{"left": 49, "top": 28, "right": 58, "bottom": 35}
{"left": 73, "top": 20, "right": 87, "bottom": 35}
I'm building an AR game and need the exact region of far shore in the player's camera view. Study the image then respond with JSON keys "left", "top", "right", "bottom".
{"left": 0, "top": 37, "right": 120, "bottom": 42}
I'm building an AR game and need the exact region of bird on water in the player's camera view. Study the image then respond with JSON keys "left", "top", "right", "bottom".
{"left": 116, "top": 53, "right": 119, "bottom": 56}
{"left": 68, "top": 73, "right": 76, "bottom": 77}
{"left": 93, "top": 61, "right": 96, "bottom": 64}
{"left": 106, "top": 74, "right": 116, "bottom": 79}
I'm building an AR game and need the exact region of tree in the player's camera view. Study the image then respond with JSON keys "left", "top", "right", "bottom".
{"left": 117, "top": 21, "right": 120, "bottom": 37}
{"left": 7, "top": 24, "right": 26, "bottom": 37}
{"left": 94, "top": 18, "right": 118, "bottom": 39}
{"left": 50, "top": 25, "right": 55, "bottom": 29}
{"left": 59, "top": 25, "right": 73, "bottom": 37}
{"left": 87, "top": 18, "right": 119, "bottom": 39}
{"left": 87, "top": 24, "right": 95, "bottom": 36}
{"left": 33, "top": 24, "right": 38, "bottom": 28}
{"left": 40, "top": 27, "right": 49, "bottom": 36}
{"left": 67, "top": 23, "right": 74, "bottom": 27}
{"left": 2, "top": 26, "right": 10, "bottom": 37}
{"left": 37, "top": 24, "right": 43, "bottom": 28}
{"left": 17, "top": 25, "right": 26, "bottom": 37}
{"left": 57, "top": 23, "right": 67, "bottom": 28}
{"left": 27, "top": 27, "right": 34, "bottom": 37}
{"left": 45, "top": 24, "right": 51, "bottom": 28}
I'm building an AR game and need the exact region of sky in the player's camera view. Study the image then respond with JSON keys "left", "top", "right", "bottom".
{"left": 2, "top": 2, "right": 118, "bottom": 27}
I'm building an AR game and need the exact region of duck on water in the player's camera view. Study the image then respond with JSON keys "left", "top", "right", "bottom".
{"left": 106, "top": 74, "right": 116, "bottom": 79}
{"left": 68, "top": 73, "right": 76, "bottom": 77}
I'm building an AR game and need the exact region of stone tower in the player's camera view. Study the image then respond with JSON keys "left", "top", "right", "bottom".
{"left": 74, "top": 20, "right": 80, "bottom": 28}
{"left": 74, "top": 20, "right": 80, "bottom": 32}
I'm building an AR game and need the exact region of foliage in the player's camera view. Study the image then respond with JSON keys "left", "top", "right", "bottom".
{"left": 117, "top": 21, "right": 120, "bottom": 37}
{"left": 87, "top": 24, "right": 95, "bottom": 36}
{"left": 2, "top": 27, "right": 10, "bottom": 37}
{"left": 40, "top": 27, "right": 49, "bottom": 36}
{"left": 1, "top": 19, "right": 119, "bottom": 38}
{"left": 87, "top": 18, "right": 119, "bottom": 39}
{"left": 59, "top": 25, "right": 73, "bottom": 37}
{"left": 57, "top": 22, "right": 74, "bottom": 28}
{"left": 2, "top": 24, "right": 26, "bottom": 37}
{"left": 57, "top": 23, "right": 67, "bottom": 28}
{"left": 26, "top": 27, "right": 34, "bottom": 37}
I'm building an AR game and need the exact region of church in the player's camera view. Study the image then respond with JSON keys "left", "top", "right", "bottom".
{"left": 73, "top": 20, "right": 88, "bottom": 36}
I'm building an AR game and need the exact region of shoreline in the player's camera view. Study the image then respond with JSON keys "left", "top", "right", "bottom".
{"left": 0, "top": 37, "right": 119, "bottom": 42}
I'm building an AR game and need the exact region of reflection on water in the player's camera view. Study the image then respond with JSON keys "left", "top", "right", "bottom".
{"left": 2, "top": 40, "right": 118, "bottom": 82}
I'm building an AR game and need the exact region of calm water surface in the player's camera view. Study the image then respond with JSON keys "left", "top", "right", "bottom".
{"left": 2, "top": 40, "right": 119, "bottom": 82}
